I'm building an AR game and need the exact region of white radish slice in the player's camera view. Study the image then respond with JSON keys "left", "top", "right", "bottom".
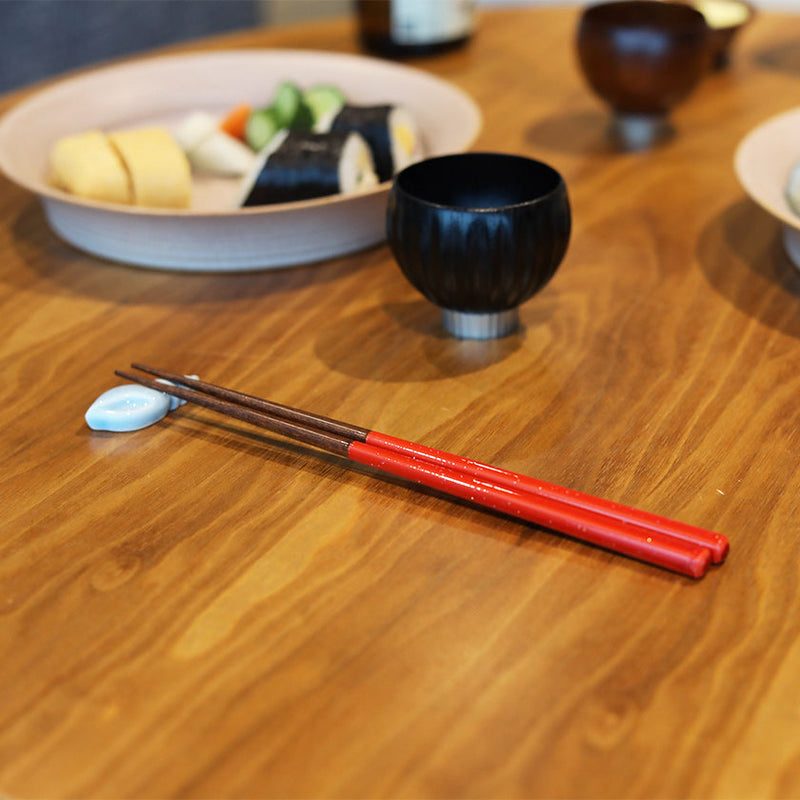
{"left": 190, "top": 130, "right": 256, "bottom": 177}
{"left": 173, "top": 111, "right": 218, "bottom": 153}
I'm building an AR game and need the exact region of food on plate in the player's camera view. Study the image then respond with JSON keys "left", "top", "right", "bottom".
{"left": 245, "top": 107, "right": 283, "bottom": 152}
{"left": 48, "top": 79, "right": 423, "bottom": 210}
{"left": 190, "top": 128, "right": 256, "bottom": 177}
{"left": 303, "top": 85, "right": 347, "bottom": 130}
{"left": 50, "top": 126, "right": 191, "bottom": 208}
{"left": 49, "top": 129, "right": 132, "bottom": 205}
{"left": 173, "top": 111, "right": 216, "bottom": 153}
{"left": 270, "top": 81, "right": 315, "bottom": 130}
{"left": 174, "top": 111, "right": 255, "bottom": 176}
{"left": 245, "top": 81, "right": 314, "bottom": 150}
{"left": 239, "top": 82, "right": 420, "bottom": 180}
{"left": 107, "top": 127, "right": 191, "bottom": 208}
{"left": 238, "top": 129, "right": 378, "bottom": 206}
{"left": 327, "top": 104, "right": 421, "bottom": 182}
{"left": 219, "top": 102, "right": 251, "bottom": 141}
{"left": 227, "top": 81, "right": 422, "bottom": 205}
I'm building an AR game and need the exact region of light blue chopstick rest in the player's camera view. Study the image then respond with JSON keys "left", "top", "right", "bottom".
{"left": 155, "top": 377, "right": 193, "bottom": 411}
{"left": 85, "top": 385, "right": 170, "bottom": 431}
{"left": 85, "top": 376, "right": 197, "bottom": 432}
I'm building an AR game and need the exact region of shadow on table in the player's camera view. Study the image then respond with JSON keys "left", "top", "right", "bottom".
{"left": 313, "top": 294, "right": 558, "bottom": 382}
{"left": 4, "top": 197, "right": 376, "bottom": 306}
{"left": 524, "top": 108, "right": 618, "bottom": 156}
{"left": 696, "top": 197, "right": 800, "bottom": 338}
{"left": 157, "top": 410, "right": 668, "bottom": 578}
{"left": 753, "top": 40, "right": 800, "bottom": 76}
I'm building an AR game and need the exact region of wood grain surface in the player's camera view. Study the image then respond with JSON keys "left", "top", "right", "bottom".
{"left": 3, "top": 6, "right": 800, "bottom": 798}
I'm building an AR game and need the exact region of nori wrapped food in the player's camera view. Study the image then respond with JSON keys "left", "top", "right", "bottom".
{"left": 239, "top": 129, "right": 377, "bottom": 207}
{"left": 329, "top": 104, "right": 420, "bottom": 182}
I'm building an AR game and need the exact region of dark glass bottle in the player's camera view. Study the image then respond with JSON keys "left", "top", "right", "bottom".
{"left": 356, "top": 0, "right": 475, "bottom": 59}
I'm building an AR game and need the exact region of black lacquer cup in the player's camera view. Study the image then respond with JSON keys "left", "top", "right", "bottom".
{"left": 386, "top": 153, "right": 571, "bottom": 339}
{"left": 576, "top": 0, "right": 711, "bottom": 149}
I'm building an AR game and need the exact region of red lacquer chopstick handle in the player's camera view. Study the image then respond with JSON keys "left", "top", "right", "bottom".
{"left": 366, "top": 431, "right": 727, "bottom": 563}
{"left": 348, "top": 442, "right": 710, "bottom": 578}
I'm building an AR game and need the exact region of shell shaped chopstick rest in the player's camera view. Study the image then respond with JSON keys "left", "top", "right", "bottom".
{"left": 85, "top": 378, "right": 193, "bottom": 432}
{"left": 85, "top": 385, "right": 171, "bottom": 431}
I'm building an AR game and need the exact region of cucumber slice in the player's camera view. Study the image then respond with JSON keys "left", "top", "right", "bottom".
{"left": 267, "top": 81, "right": 314, "bottom": 131}
{"left": 245, "top": 108, "right": 281, "bottom": 151}
{"left": 289, "top": 100, "right": 314, "bottom": 131}
{"left": 270, "top": 82, "right": 303, "bottom": 127}
{"left": 303, "top": 85, "right": 346, "bottom": 125}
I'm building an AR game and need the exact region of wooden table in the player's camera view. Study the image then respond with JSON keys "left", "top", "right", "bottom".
{"left": 3, "top": 5, "right": 800, "bottom": 798}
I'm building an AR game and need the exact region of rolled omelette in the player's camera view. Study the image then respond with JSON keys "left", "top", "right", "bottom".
{"left": 50, "top": 129, "right": 133, "bottom": 205}
{"left": 108, "top": 127, "right": 191, "bottom": 208}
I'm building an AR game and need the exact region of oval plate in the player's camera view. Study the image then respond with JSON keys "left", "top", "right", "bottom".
{"left": 0, "top": 49, "right": 482, "bottom": 271}
{"left": 734, "top": 105, "right": 800, "bottom": 270}
{"left": 734, "top": 105, "right": 800, "bottom": 228}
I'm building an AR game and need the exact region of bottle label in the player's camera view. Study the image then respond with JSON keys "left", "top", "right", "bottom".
{"left": 390, "top": 0, "right": 475, "bottom": 45}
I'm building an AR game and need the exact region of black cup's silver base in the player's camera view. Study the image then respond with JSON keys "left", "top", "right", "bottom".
{"left": 441, "top": 308, "right": 520, "bottom": 339}
{"left": 611, "top": 112, "right": 674, "bottom": 150}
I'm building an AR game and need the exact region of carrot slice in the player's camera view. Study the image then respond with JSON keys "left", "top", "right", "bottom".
{"left": 220, "top": 103, "right": 252, "bottom": 141}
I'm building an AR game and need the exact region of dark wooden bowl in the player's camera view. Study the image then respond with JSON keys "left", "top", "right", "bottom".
{"left": 386, "top": 153, "right": 570, "bottom": 339}
{"left": 576, "top": 0, "right": 711, "bottom": 143}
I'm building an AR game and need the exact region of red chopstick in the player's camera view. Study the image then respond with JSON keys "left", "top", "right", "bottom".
{"left": 114, "top": 368, "right": 721, "bottom": 577}
{"left": 347, "top": 441, "right": 712, "bottom": 577}
{"left": 365, "top": 431, "right": 728, "bottom": 564}
{"left": 128, "top": 363, "right": 728, "bottom": 565}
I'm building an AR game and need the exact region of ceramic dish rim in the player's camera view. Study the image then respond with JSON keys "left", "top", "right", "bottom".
{"left": 0, "top": 47, "right": 483, "bottom": 219}
{"left": 734, "top": 104, "right": 800, "bottom": 232}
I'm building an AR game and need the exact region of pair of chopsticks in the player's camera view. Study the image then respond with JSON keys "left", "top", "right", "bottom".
{"left": 116, "top": 364, "right": 729, "bottom": 578}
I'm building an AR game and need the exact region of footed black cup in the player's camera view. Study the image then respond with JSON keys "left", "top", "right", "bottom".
{"left": 387, "top": 153, "right": 571, "bottom": 339}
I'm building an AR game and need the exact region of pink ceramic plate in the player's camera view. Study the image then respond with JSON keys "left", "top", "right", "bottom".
{"left": 735, "top": 106, "right": 800, "bottom": 270}
{"left": 0, "top": 49, "right": 481, "bottom": 271}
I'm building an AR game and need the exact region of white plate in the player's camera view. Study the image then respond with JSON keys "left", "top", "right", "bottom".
{"left": 734, "top": 106, "right": 800, "bottom": 270}
{"left": 0, "top": 49, "right": 482, "bottom": 271}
